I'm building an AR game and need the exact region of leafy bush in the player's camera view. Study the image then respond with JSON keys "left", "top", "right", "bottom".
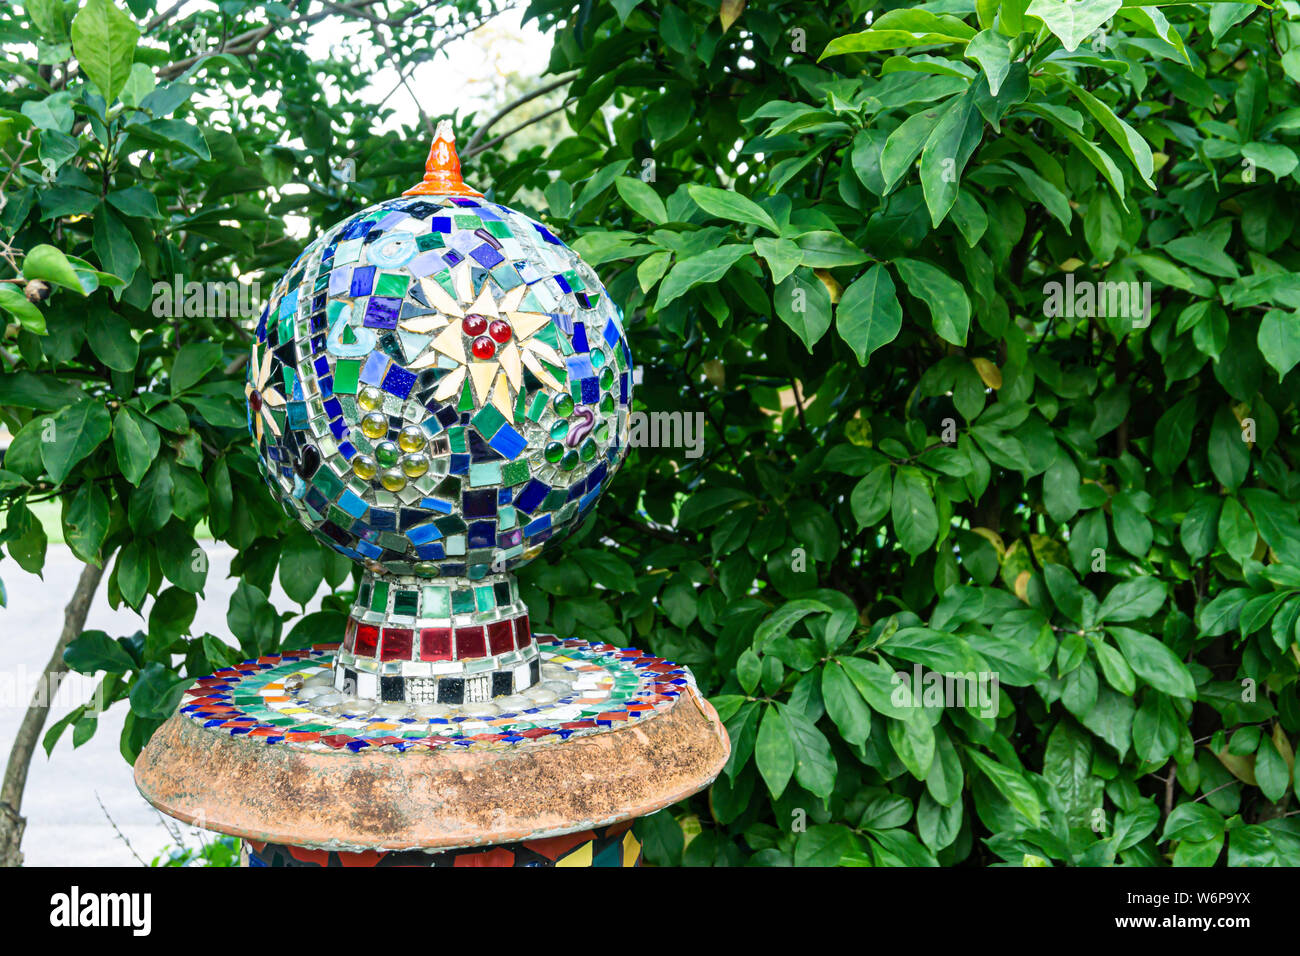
{"left": 3, "top": 0, "right": 1300, "bottom": 867}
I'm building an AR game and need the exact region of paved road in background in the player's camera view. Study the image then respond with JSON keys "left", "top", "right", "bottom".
{"left": 1, "top": 543, "right": 323, "bottom": 866}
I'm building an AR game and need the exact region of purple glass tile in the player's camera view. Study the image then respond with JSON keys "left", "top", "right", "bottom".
{"left": 364, "top": 296, "right": 401, "bottom": 329}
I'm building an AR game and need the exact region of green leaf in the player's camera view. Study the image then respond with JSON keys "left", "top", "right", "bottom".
{"left": 655, "top": 244, "right": 752, "bottom": 308}
{"left": 279, "top": 533, "right": 324, "bottom": 607}
{"left": 887, "top": 711, "right": 936, "bottom": 779}
{"left": 62, "top": 481, "right": 109, "bottom": 564}
{"left": 70, "top": 0, "right": 140, "bottom": 104}
{"left": 22, "top": 243, "right": 86, "bottom": 293}
{"left": 114, "top": 538, "right": 150, "bottom": 608}
{"left": 782, "top": 703, "right": 838, "bottom": 798}
{"left": 91, "top": 202, "right": 141, "bottom": 282}
{"left": 851, "top": 464, "right": 893, "bottom": 529}
{"left": 40, "top": 400, "right": 112, "bottom": 484}
{"left": 821, "top": 29, "right": 972, "bottom": 59}
{"left": 754, "top": 237, "right": 803, "bottom": 284}
{"left": 1109, "top": 626, "right": 1196, "bottom": 698}
{"left": 1060, "top": 78, "right": 1156, "bottom": 189}
{"left": 1217, "top": 496, "right": 1257, "bottom": 564}
{"left": 129, "top": 661, "right": 189, "bottom": 720}
{"left": 881, "top": 101, "right": 953, "bottom": 193}
{"left": 836, "top": 263, "right": 902, "bottom": 365}
{"left": 894, "top": 257, "right": 971, "bottom": 346}
{"left": 687, "top": 184, "right": 780, "bottom": 234}
{"left": 0, "top": 285, "right": 45, "bottom": 334}
{"left": 85, "top": 307, "right": 139, "bottom": 371}
{"left": 1044, "top": 720, "right": 1103, "bottom": 828}
{"left": 840, "top": 655, "right": 916, "bottom": 720}
{"left": 1255, "top": 735, "right": 1291, "bottom": 803}
{"left": 107, "top": 185, "right": 161, "bottom": 219}
{"left": 64, "top": 630, "right": 134, "bottom": 674}
{"left": 775, "top": 268, "right": 833, "bottom": 352}
{"left": 1026, "top": 0, "right": 1122, "bottom": 53}
{"left": 1258, "top": 309, "right": 1300, "bottom": 379}
{"left": 755, "top": 703, "right": 795, "bottom": 798}
{"left": 966, "top": 749, "right": 1042, "bottom": 826}
{"left": 170, "top": 342, "right": 223, "bottom": 395}
{"left": 112, "top": 406, "right": 159, "bottom": 485}
{"left": 1161, "top": 802, "right": 1225, "bottom": 844}
{"left": 919, "top": 89, "right": 984, "bottom": 227}
{"left": 891, "top": 467, "right": 938, "bottom": 557}
{"left": 755, "top": 598, "right": 832, "bottom": 649}
{"left": 1242, "top": 142, "right": 1298, "bottom": 180}
{"left": 965, "top": 30, "right": 1011, "bottom": 96}
{"left": 1097, "top": 577, "right": 1167, "bottom": 623}
{"left": 614, "top": 176, "right": 667, "bottom": 225}
{"left": 822, "top": 662, "right": 872, "bottom": 746}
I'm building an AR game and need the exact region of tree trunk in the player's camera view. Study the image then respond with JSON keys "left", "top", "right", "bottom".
{"left": 0, "top": 560, "right": 105, "bottom": 867}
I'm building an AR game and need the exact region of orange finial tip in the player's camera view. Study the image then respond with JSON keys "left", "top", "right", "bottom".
{"left": 404, "top": 119, "right": 483, "bottom": 197}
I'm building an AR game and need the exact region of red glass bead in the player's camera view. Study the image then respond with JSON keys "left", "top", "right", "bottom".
{"left": 462, "top": 314, "right": 487, "bottom": 336}
{"left": 471, "top": 336, "right": 496, "bottom": 359}
{"left": 488, "top": 319, "right": 512, "bottom": 343}
{"left": 249, "top": 390, "right": 263, "bottom": 412}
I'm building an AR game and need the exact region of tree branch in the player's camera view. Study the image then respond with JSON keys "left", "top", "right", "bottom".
{"left": 466, "top": 72, "right": 578, "bottom": 154}
{"left": 0, "top": 560, "right": 105, "bottom": 867}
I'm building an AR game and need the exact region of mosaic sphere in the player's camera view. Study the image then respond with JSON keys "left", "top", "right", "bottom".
{"left": 246, "top": 157, "right": 633, "bottom": 579}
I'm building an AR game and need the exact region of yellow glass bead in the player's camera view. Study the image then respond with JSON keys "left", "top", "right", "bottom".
{"left": 351, "top": 454, "right": 377, "bottom": 480}
{"left": 357, "top": 385, "right": 384, "bottom": 412}
{"left": 380, "top": 468, "right": 407, "bottom": 492}
{"left": 401, "top": 453, "right": 429, "bottom": 477}
{"left": 361, "top": 411, "right": 389, "bottom": 439}
{"left": 398, "top": 425, "right": 427, "bottom": 453}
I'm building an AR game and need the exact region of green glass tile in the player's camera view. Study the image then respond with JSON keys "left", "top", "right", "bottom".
{"left": 457, "top": 377, "right": 475, "bottom": 412}
{"left": 378, "top": 531, "right": 408, "bottom": 550}
{"left": 501, "top": 460, "right": 529, "bottom": 486}
{"left": 435, "top": 515, "right": 467, "bottom": 534}
{"left": 486, "top": 221, "right": 513, "bottom": 238}
{"left": 370, "top": 580, "right": 390, "bottom": 613}
{"left": 474, "top": 586, "right": 494, "bottom": 612}
{"left": 471, "top": 403, "right": 506, "bottom": 438}
{"left": 393, "top": 589, "right": 419, "bottom": 616}
{"left": 415, "top": 233, "right": 444, "bottom": 251}
{"left": 468, "top": 462, "right": 501, "bottom": 486}
{"left": 452, "top": 588, "right": 475, "bottom": 614}
{"left": 375, "top": 272, "right": 409, "bottom": 297}
{"left": 453, "top": 214, "right": 481, "bottom": 230}
{"left": 333, "top": 359, "right": 361, "bottom": 394}
{"left": 290, "top": 723, "right": 334, "bottom": 733}
{"left": 527, "top": 392, "right": 548, "bottom": 421}
{"left": 541, "top": 489, "right": 568, "bottom": 511}
{"left": 515, "top": 383, "right": 527, "bottom": 421}
{"left": 562, "top": 269, "right": 586, "bottom": 292}
{"left": 498, "top": 505, "right": 517, "bottom": 530}
{"left": 314, "top": 468, "right": 343, "bottom": 497}
{"left": 448, "top": 426, "right": 466, "bottom": 454}
{"left": 422, "top": 586, "right": 450, "bottom": 616}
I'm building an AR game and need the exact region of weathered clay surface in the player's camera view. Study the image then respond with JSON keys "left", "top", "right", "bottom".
{"left": 134, "top": 688, "right": 729, "bottom": 851}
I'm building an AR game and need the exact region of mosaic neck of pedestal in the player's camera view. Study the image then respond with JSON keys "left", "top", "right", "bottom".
{"left": 335, "top": 569, "right": 535, "bottom": 703}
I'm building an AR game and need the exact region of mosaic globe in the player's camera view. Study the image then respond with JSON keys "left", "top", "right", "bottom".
{"left": 244, "top": 122, "right": 633, "bottom": 704}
